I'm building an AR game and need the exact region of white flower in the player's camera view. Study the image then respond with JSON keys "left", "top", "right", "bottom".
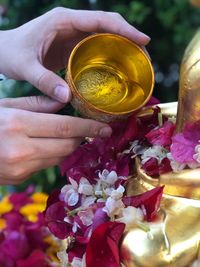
{"left": 78, "top": 209, "right": 94, "bottom": 226}
{"left": 78, "top": 178, "right": 93, "bottom": 195}
{"left": 94, "top": 180, "right": 103, "bottom": 196}
{"left": 167, "top": 153, "right": 186, "bottom": 172}
{"left": 116, "top": 206, "right": 144, "bottom": 228}
{"left": 71, "top": 255, "right": 86, "bottom": 267}
{"left": 110, "top": 185, "right": 125, "bottom": 199}
{"left": 141, "top": 145, "right": 167, "bottom": 164}
{"left": 193, "top": 144, "right": 200, "bottom": 163}
{"left": 81, "top": 196, "right": 96, "bottom": 209}
{"left": 72, "top": 221, "right": 80, "bottom": 233}
{"left": 98, "top": 169, "right": 118, "bottom": 185}
{"left": 60, "top": 177, "right": 79, "bottom": 206}
{"left": 103, "top": 197, "right": 125, "bottom": 218}
{"left": 71, "top": 257, "right": 83, "bottom": 267}
{"left": 123, "top": 140, "right": 146, "bottom": 155}
{"left": 57, "top": 250, "right": 69, "bottom": 267}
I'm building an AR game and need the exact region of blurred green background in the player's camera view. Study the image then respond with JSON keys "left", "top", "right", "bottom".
{"left": 0, "top": 0, "right": 199, "bottom": 194}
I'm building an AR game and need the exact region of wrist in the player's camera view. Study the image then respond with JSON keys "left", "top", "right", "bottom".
{"left": 0, "top": 30, "right": 13, "bottom": 75}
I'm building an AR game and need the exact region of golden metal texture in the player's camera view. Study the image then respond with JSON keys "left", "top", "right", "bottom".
{"left": 120, "top": 99, "right": 200, "bottom": 266}
{"left": 120, "top": 159, "right": 200, "bottom": 267}
{"left": 176, "top": 30, "right": 200, "bottom": 132}
{"left": 67, "top": 33, "right": 154, "bottom": 122}
{"left": 138, "top": 101, "right": 177, "bottom": 120}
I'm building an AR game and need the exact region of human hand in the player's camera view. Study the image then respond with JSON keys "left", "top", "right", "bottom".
{"left": 0, "top": 96, "right": 112, "bottom": 185}
{"left": 0, "top": 8, "right": 150, "bottom": 103}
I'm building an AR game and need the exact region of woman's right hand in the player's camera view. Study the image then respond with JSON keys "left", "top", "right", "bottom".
{"left": 0, "top": 96, "right": 112, "bottom": 185}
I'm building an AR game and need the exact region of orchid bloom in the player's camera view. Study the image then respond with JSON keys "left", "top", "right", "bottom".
{"left": 141, "top": 145, "right": 168, "bottom": 164}
{"left": 193, "top": 143, "right": 200, "bottom": 163}
{"left": 103, "top": 185, "right": 125, "bottom": 219}
{"left": 78, "top": 209, "right": 94, "bottom": 227}
{"left": 98, "top": 169, "right": 118, "bottom": 186}
{"left": 60, "top": 178, "right": 79, "bottom": 207}
{"left": 78, "top": 178, "right": 93, "bottom": 195}
{"left": 116, "top": 206, "right": 144, "bottom": 228}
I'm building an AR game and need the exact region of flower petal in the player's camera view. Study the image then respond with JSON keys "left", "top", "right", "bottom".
{"left": 86, "top": 222, "right": 125, "bottom": 267}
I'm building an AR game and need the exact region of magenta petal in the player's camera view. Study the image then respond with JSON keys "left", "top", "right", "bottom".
{"left": 171, "top": 134, "right": 196, "bottom": 163}
{"left": 92, "top": 208, "right": 109, "bottom": 231}
{"left": 86, "top": 222, "right": 125, "bottom": 267}
{"left": 146, "top": 121, "right": 175, "bottom": 147}
{"left": 184, "top": 121, "right": 200, "bottom": 142}
{"left": 16, "top": 250, "right": 50, "bottom": 267}
{"left": 145, "top": 96, "right": 160, "bottom": 106}
{"left": 9, "top": 192, "right": 32, "bottom": 210}
{"left": 123, "top": 186, "right": 164, "bottom": 221}
{"left": 1, "top": 231, "right": 30, "bottom": 261}
{"left": 45, "top": 202, "right": 71, "bottom": 239}
{"left": 142, "top": 157, "right": 159, "bottom": 177}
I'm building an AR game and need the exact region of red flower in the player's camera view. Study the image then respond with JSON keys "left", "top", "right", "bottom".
{"left": 123, "top": 186, "right": 164, "bottom": 221}
{"left": 86, "top": 222, "right": 125, "bottom": 267}
{"left": 142, "top": 157, "right": 172, "bottom": 177}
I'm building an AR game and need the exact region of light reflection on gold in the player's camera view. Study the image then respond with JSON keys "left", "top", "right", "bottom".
{"left": 121, "top": 99, "right": 200, "bottom": 266}
{"left": 67, "top": 33, "right": 154, "bottom": 122}
{"left": 176, "top": 30, "right": 200, "bottom": 132}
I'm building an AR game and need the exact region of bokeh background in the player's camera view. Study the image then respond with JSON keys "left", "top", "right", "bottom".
{"left": 0, "top": 0, "right": 200, "bottom": 193}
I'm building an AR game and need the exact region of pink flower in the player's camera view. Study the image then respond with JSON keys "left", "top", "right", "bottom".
{"left": 171, "top": 121, "right": 200, "bottom": 164}
{"left": 146, "top": 121, "right": 175, "bottom": 147}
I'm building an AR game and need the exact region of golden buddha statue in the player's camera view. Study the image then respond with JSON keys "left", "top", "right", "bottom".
{"left": 120, "top": 1, "right": 200, "bottom": 266}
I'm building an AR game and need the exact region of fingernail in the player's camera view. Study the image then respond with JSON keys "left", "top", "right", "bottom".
{"left": 54, "top": 85, "right": 70, "bottom": 103}
{"left": 142, "top": 33, "right": 151, "bottom": 44}
{"left": 99, "top": 127, "right": 112, "bottom": 138}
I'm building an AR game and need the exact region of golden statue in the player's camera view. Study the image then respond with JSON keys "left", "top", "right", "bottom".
{"left": 120, "top": 1, "right": 200, "bottom": 266}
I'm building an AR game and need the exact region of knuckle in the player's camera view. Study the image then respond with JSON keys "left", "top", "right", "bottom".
{"left": 25, "top": 95, "right": 41, "bottom": 109}
{"left": 5, "top": 148, "right": 27, "bottom": 164}
{"left": 110, "top": 11, "right": 123, "bottom": 19}
{"left": 88, "top": 123, "right": 100, "bottom": 137}
{"left": 11, "top": 167, "right": 27, "bottom": 180}
{"left": 50, "top": 7, "right": 68, "bottom": 18}
{"left": 4, "top": 114, "right": 21, "bottom": 134}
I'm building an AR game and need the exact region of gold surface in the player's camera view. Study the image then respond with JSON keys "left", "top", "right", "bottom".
{"left": 176, "top": 30, "right": 200, "bottom": 132}
{"left": 138, "top": 101, "right": 177, "bottom": 120}
{"left": 120, "top": 100, "right": 200, "bottom": 266}
{"left": 120, "top": 164, "right": 200, "bottom": 267}
{"left": 67, "top": 33, "right": 154, "bottom": 122}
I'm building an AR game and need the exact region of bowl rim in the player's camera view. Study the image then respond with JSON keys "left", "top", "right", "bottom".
{"left": 67, "top": 33, "right": 155, "bottom": 116}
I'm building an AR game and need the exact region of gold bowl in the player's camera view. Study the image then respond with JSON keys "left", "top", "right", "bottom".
{"left": 67, "top": 33, "right": 154, "bottom": 122}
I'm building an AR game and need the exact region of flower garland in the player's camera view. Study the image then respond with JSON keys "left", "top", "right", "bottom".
{"left": 0, "top": 187, "right": 61, "bottom": 267}
{"left": 44, "top": 106, "right": 200, "bottom": 266}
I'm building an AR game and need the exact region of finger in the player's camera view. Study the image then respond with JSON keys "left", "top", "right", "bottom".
{"left": 54, "top": 8, "right": 150, "bottom": 46}
{"left": 20, "top": 111, "right": 112, "bottom": 138}
{"left": 0, "top": 157, "right": 64, "bottom": 185}
{"left": 29, "top": 137, "right": 82, "bottom": 159}
{"left": 24, "top": 62, "right": 71, "bottom": 103}
{"left": 0, "top": 96, "right": 65, "bottom": 113}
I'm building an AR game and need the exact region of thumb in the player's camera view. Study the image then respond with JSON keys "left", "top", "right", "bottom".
{"left": 24, "top": 62, "right": 71, "bottom": 103}
{"left": 0, "top": 96, "right": 65, "bottom": 113}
